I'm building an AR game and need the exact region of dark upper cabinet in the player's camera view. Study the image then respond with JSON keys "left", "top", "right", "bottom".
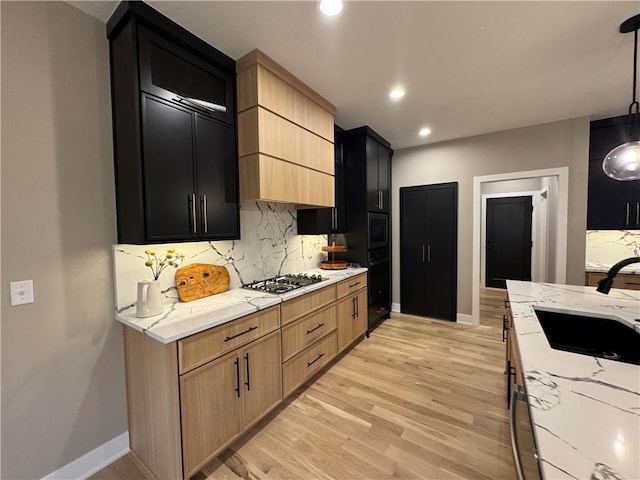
{"left": 297, "top": 126, "right": 346, "bottom": 234}
{"left": 107, "top": 1, "right": 239, "bottom": 244}
{"left": 366, "top": 136, "right": 391, "bottom": 213}
{"left": 587, "top": 116, "right": 640, "bottom": 230}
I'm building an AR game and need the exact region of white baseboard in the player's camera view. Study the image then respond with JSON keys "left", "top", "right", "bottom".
{"left": 456, "top": 313, "right": 475, "bottom": 325}
{"left": 42, "top": 432, "right": 129, "bottom": 480}
{"left": 391, "top": 303, "right": 401, "bottom": 313}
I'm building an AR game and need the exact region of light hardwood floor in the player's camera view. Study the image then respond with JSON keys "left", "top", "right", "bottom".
{"left": 92, "top": 305, "right": 514, "bottom": 480}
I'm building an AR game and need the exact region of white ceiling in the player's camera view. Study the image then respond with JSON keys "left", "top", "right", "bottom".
{"left": 70, "top": 1, "right": 639, "bottom": 150}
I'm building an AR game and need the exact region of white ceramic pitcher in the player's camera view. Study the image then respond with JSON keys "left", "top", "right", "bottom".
{"left": 136, "top": 280, "right": 163, "bottom": 318}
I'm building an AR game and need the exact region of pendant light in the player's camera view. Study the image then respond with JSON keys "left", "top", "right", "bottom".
{"left": 603, "top": 14, "right": 640, "bottom": 181}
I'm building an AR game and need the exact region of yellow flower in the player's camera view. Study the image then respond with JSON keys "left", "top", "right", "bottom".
{"left": 145, "top": 260, "right": 153, "bottom": 267}
{"left": 166, "top": 252, "right": 174, "bottom": 259}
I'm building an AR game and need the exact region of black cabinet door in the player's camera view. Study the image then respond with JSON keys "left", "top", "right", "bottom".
{"left": 400, "top": 183, "right": 457, "bottom": 321}
{"left": 424, "top": 185, "right": 457, "bottom": 320}
{"left": 366, "top": 136, "right": 380, "bottom": 211}
{"left": 377, "top": 144, "right": 391, "bottom": 213}
{"left": 194, "top": 114, "right": 239, "bottom": 239}
{"left": 588, "top": 117, "right": 640, "bottom": 229}
{"left": 400, "top": 188, "right": 428, "bottom": 314}
{"left": 142, "top": 95, "right": 196, "bottom": 241}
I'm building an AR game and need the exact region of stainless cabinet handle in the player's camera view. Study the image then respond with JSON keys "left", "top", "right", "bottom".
{"left": 509, "top": 385, "right": 527, "bottom": 480}
{"left": 201, "top": 194, "right": 208, "bottom": 233}
{"left": 637, "top": 202, "right": 639, "bottom": 226}
{"left": 428, "top": 245, "right": 431, "bottom": 263}
{"left": 422, "top": 245, "right": 425, "bottom": 263}
{"left": 190, "top": 194, "right": 197, "bottom": 234}
{"left": 626, "top": 202, "right": 630, "bottom": 226}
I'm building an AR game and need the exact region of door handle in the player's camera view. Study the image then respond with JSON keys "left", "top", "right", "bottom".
{"left": 352, "top": 297, "right": 357, "bottom": 318}
{"left": 422, "top": 244, "right": 425, "bottom": 263}
{"left": 354, "top": 295, "right": 359, "bottom": 317}
{"left": 234, "top": 358, "right": 240, "bottom": 398}
{"left": 244, "top": 352, "right": 250, "bottom": 391}
{"left": 509, "top": 384, "right": 527, "bottom": 480}
{"left": 636, "top": 202, "right": 639, "bottom": 226}
{"left": 190, "top": 194, "right": 197, "bottom": 234}
{"left": 428, "top": 245, "right": 431, "bottom": 263}
{"left": 626, "top": 202, "right": 630, "bottom": 226}
{"left": 201, "top": 194, "right": 208, "bottom": 233}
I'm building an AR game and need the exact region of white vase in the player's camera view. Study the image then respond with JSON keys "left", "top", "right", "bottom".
{"left": 136, "top": 279, "right": 163, "bottom": 318}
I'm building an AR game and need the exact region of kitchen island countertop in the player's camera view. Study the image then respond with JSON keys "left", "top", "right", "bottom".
{"left": 506, "top": 281, "right": 640, "bottom": 480}
{"left": 115, "top": 267, "right": 368, "bottom": 343}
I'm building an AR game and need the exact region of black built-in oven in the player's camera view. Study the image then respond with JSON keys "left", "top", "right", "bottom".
{"left": 368, "top": 212, "right": 388, "bottom": 249}
{"left": 368, "top": 248, "right": 390, "bottom": 328}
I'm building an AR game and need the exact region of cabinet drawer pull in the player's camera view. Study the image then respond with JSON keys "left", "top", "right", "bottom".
{"left": 201, "top": 194, "right": 208, "bottom": 233}
{"left": 306, "top": 323, "right": 325, "bottom": 334}
{"left": 637, "top": 202, "right": 639, "bottom": 226}
{"left": 234, "top": 357, "right": 240, "bottom": 398}
{"left": 307, "top": 352, "right": 325, "bottom": 367}
{"left": 624, "top": 281, "right": 640, "bottom": 285}
{"left": 349, "top": 281, "right": 361, "bottom": 288}
{"left": 244, "top": 352, "right": 250, "bottom": 391}
{"left": 502, "top": 315, "right": 507, "bottom": 342}
{"left": 224, "top": 325, "right": 258, "bottom": 342}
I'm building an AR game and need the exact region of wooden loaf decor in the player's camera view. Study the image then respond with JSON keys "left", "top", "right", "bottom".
{"left": 175, "top": 263, "right": 230, "bottom": 302}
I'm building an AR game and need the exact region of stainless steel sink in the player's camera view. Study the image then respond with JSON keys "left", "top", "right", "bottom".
{"left": 533, "top": 307, "right": 640, "bottom": 365}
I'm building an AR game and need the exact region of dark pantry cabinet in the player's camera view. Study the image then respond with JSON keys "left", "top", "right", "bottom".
{"left": 297, "top": 125, "right": 346, "bottom": 234}
{"left": 342, "top": 126, "right": 393, "bottom": 329}
{"left": 400, "top": 183, "right": 458, "bottom": 321}
{"left": 107, "top": 1, "right": 239, "bottom": 244}
{"left": 587, "top": 116, "right": 640, "bottom": 230}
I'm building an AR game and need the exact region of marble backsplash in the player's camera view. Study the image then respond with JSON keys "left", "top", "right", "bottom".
{"left": 585, "top": 230, "right": 640, "bottom": 273}
{"left": 113, "top": 202, "right": 327, "bottom": 311}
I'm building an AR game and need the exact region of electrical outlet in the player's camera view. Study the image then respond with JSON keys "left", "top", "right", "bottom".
{"left": 10, "top": 280, "right": 34, "bottom": 306}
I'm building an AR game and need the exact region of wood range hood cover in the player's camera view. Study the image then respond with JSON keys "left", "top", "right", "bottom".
{"left": 236, "top": 49, "right": 337, "bottom": 208}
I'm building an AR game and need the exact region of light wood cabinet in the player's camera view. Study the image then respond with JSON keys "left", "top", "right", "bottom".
{"left": 236, "top": 49, "right": 336, "bottom": 207}
{"left": 281, "top": 285, "right": 337, "bottom": 326}
{"left": 178, "top": 306, "right": 279, "bottom": 374}
{"left": 283, "top": 330, "right": 338, "bottom": 397}
{"left": 180, "top": 330, "right": 282, "bottom": 477}
{"left": 336, "top": 273, "right": 367, "bottom": 299}
{"left": 585, "top": 271, "right": 640, "bottom": 291}
{"left": 282, "top": 304, "right": 337, "bottom": 361}
{"left": 336, "top": 289, "right": 368, "bottom": 353}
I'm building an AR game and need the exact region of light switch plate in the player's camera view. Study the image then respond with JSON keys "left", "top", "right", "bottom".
{"left": 10, "top": 280, "right": 34, "bottom": 306}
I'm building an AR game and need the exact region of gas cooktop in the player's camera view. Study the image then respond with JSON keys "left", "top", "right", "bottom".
{"left": 241, "top": 273, "right": 325, "bottom": 294}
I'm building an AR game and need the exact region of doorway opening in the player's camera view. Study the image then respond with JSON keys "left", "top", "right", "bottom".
{"left": 470, "top": 168, "right": 568, "bottom": 325}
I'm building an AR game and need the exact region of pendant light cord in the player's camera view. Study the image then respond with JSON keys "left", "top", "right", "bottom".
{"left": 629, "top": 29, "right": 640, "bottom": 140}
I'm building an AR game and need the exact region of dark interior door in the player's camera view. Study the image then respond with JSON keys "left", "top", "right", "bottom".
{"left": 486, "top": 196, "right": 533, "bottom": 289}
{"left": 425, "top": 185, "right": 457, "bottom": 321}
{"left": 400, "top": 188, "right": 428, "bottom": 315}
{"left": 400, "top": 183, "right": 457, "bottom": 321}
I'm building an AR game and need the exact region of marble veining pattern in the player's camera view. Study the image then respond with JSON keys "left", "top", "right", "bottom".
{"left": 115, "top": 267, "right": 367, "bottom": 343}
{"left": 113, "top": 201, "right": 327, "bottom": 311}
{"left": 586, "top": 230, "right": 640, "bottom": 274}
{"left": 506, "top": 281, "right": 640, "bottom": 480}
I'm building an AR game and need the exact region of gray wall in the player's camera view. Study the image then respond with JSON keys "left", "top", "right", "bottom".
{"left": 392, "top": 117, "right": 590, "bottom": 315}
{"left": 1, "top": 2, "right": 128, "bottom": 479}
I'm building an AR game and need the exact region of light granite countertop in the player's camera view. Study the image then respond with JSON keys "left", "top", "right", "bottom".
{"left": 506, "top": 281, "right": 640, "bottom": 480}
{"left": 585, "top": 262, "right": 640, "bottom": 275}
{"left": 115, "top": 267, "right": 367, "bottom": 343}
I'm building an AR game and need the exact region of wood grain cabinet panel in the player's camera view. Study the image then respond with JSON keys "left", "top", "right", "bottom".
{"left": 236, "top": 49, "right": 336, "bottom": 207}
{"left": 336, "top": 273, "right": 368, "bottom": 299}
{"left": 282, "top": 331, "right": 338, "bottom": 397}
{"left": 180, "top": 330, "right": 282, "bottom": 478}
{"left": 238, "top": 106, "right": 334, "bottom": 174}
{"left": 585, "top": 271, "right": 640, "bottom": 291}
{"left": 178, "top": 306, "right": 280, "bottom": 374}
{"left": 281, "top": 304, "right": 337, "bottom": 361}
{"left": 336, "top": 288, "right": 368, "bottom": 353}
{"left": 281, "top": 285, "right": 337, "bottom": 326}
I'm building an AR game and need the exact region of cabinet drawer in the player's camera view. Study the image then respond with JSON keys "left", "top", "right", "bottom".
{"left": 178, "top": 306, "right": 280, "bottom": 374}
{"left": 282, "top": 304, "right": 337, "bottom": 361}
{"left": 336, "top": 273, "right": 368, "bottom": 299}
{"left": 282, "top": 330, "right": 337, "bottom": 397}
{"left": 281, "top": 284, "right": 337, "bottom": 326}
{"left": 585, "top": 271, "right": 640, "bottom": 291}
{"left": 238, "top": 107, "right": 334, "bottom": 175}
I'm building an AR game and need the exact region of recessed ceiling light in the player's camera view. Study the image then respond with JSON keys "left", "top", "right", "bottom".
{"left": 318, "top": 0, "right": 343, "bottom": 17}
{"left": 389, "top": 88, "right": 405, "bottom": 100}
{"left": 419, "top": 127, "right": 432, "bottom": 137}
